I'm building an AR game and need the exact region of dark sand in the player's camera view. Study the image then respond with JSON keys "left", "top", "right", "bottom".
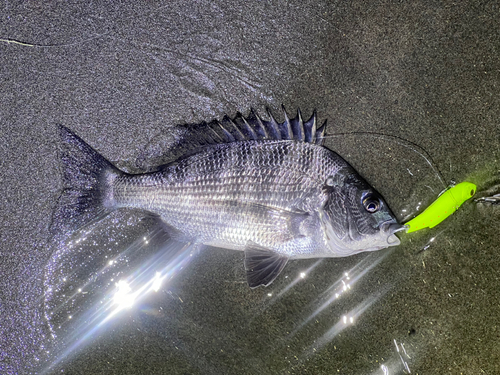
{"left": 1, "top": 1, "right": 499, "bottom": 374}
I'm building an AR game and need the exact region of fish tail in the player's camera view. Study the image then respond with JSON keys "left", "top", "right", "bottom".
{"left": 50, "top": 125, "right": 122, "bottom": 236}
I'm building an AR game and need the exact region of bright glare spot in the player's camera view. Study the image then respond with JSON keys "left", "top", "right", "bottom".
{"left": 68, "top": 315, "right": 72, "bottom": 320}
{"left": 78, "top": 288, "right": 82, "bottom": 293}
{"left": 300, "top": 272, "right": 306, "bottom": 279}
{"left": 109, "top": 260, "right": 114, "bottom": 265}
{"left": 341, "top": 315, "right": 354, "bottom": 325}
{"left": 429, "top": 237, "right": 435, "bottom": 243}
{"left": 113, "top": 280, "right": 134, "bottom": 309}
{"left": 151, "top": 272, "right": 163, "bottom": 292}
{"left": 381, "top": 364, "right": 389, "bottom": 375}
{"left": 267, "top": 293, "right": 273, "bottom": 297}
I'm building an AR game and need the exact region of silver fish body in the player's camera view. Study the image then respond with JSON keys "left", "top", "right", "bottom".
{"left": 53, "top": 109, "right": 402, "bottom": 287}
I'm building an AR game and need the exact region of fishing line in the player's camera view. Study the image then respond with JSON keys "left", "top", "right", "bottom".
{"left": 321, "top": 131, "right": 447, "bottom": 188}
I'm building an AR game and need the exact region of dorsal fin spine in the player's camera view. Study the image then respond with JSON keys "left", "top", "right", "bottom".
{"left": 250, "top": 108, "right": 268, "bottom": 139}
{"left": 205, "top": 121, "right": 222, "bottom": 144}
{"left": 304, "top": 110, "right": 317, "bottom": 143}
{"left": 280, "top": 105, "right": 293, "bottom": 140}
{"left": 223, "top": 116, "right": 247, "bottom": 141}
{"left": 234, "top": 113, "right": 258, "bottom": 140}
{"left": 315, "top": 119, "right": 327, "bottom": 145}
{"left": 216, "top": 120, "right": 235, "bottom": 142}
{"left": 199, "top": 121, "right": 218, "bottom": 145}
{"left": 294, "top": 108, "right": 305, "bottom": 141}
{"left": 264, "top": 108, "right": 281, "bottom": 140}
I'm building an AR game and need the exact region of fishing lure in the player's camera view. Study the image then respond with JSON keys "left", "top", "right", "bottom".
{"left": 405, "top": 182, "right": 476, "bottom": 233}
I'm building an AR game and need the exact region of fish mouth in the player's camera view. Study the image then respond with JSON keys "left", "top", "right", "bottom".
{"left": 380, "top": 221, "right": 405, "bottom": 246}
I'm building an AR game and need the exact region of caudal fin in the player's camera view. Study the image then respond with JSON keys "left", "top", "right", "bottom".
{"left": 50, "top": 126, "right": 122, "bottom": 237}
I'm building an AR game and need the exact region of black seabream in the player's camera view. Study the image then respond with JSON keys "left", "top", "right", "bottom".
{"left": 52, "top": 108, "right": 402, "bottom": 288}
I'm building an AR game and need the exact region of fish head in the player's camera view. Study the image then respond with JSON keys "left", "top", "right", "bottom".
{"left": 321, "top": 170, "right": 402, "bottom": 257}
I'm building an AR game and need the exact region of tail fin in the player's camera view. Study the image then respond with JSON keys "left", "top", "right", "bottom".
{"left": 50, "top": 126, "right": 122, "bottom": 236}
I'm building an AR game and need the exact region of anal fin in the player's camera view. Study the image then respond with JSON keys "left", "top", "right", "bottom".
{"left": 244, "top": 244, "right": 289, "bottom": 288}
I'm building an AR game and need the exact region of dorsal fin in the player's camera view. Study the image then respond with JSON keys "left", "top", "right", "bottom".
{"left": 135, "top": 107, "right": 327, "bottom": 171}
{"left": 211, "top": 107, "right": 326, "bottom": 145}
{"left": 182, "top": 107, "right": 326, "bottom": 148}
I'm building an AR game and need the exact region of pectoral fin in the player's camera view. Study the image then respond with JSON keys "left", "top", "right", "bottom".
{"left": 244, "top": 245, "right": 289, "bottom": 288}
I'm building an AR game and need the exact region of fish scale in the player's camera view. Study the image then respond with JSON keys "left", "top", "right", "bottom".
{"left": 113, "top": 140, "right": 334, "bottom": 253}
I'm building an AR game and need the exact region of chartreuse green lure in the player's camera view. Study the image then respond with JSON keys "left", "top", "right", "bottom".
{"left": 405, "top": 182, "right": 476, "bottom": 233}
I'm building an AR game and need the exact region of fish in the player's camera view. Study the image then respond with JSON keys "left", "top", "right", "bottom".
{"left": 51, "top": 108, "right": 402, "bottom": 288}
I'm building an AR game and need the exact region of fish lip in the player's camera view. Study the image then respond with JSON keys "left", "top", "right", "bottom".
{"left": 380, "top": 221, "right": 404, "bottom": 246}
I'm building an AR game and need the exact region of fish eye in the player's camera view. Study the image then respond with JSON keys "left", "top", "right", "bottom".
{"left": 362, "top": 194, "right": 381, "bottom": 213}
